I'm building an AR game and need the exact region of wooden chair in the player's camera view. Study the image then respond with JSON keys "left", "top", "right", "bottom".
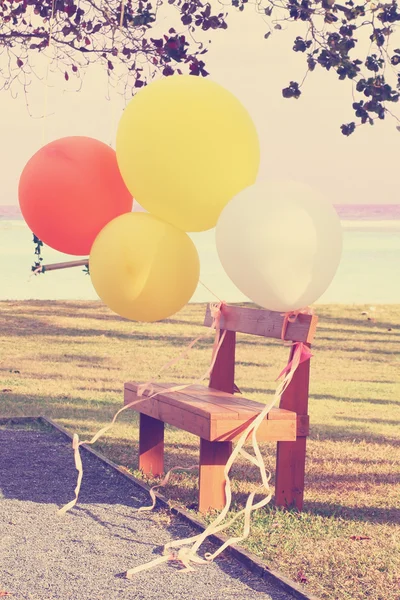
{"left": 124, "top": 304, "right": 317, "bottom": 513}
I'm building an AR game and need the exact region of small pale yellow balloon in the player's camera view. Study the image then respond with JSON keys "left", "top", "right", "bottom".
{"left": 89, "top": 212, "right": 200, "bottom": 322}
{"left": 116, "top": 75, "right": 260, "bottom": 232}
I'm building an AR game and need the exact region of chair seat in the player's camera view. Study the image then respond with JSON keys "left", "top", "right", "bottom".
{"left": 124, "top": 382, "right": 300, "bottom": 442}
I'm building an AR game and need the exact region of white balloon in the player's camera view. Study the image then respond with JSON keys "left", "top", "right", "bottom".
{"left": 215, "top": 180, "right": 342, "bottom": 312}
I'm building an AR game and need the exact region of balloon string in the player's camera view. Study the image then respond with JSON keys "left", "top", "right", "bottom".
{"left": 42, "top": 0, "right": 56, "bottom": 145}
{"left": 27, "top": 265, "right": 43, "bottom": 283}
{"left": 126, "top": 341, "right": 311, "bottom": 577}
{"left": 58, "top": 302, "right": 226, "bottom": 515}
{"left": 199, "top": 280, "right": 223, "bottom": 303}
{"left": 59, "top": 304, "right": 314, "bottom": 578}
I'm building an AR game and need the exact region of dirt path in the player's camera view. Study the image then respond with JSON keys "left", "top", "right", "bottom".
{"left": 0, "top": 427, "right": 295, "bottom": 600}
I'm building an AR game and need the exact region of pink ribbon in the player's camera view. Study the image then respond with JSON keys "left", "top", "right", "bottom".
{"left": 280, "top": 306, "right": 314, "bottom": 341}
{"left": 276, "top": 342, "right": 313, "bottom": 381}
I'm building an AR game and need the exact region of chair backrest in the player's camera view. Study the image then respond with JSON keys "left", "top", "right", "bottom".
{"left": 204, "top": 303, "right": 317, "bottom": 395}
{"left": 204, "top": 304, "right": 317, "bottom": 344}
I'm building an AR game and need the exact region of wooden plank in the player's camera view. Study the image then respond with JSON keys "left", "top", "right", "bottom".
{"left": 184, "top": 388, "right": 296, "bottom": 422}
{"left": 204, "top": 304, "right": 318, "bottom": 343}
{"left": 126, "top": 386, "right": 298, "bottom": 442}
{"left": 166, "top": 384, "right": 246, "bottom": 417}
{"left": 278, "top": 346, "right": 310, "bottom": 414}
{"left": 211, "top": 416, "right": 296, "bottom": 442}
{"left": 275, "top": 437, "right": 307, "bottom": 510}
{"left": 205, "top": 325, "right": 235, "bottom": 510}
{"left": 183, "top": 386, "right": 263, "bottom": 419}
{"left": 126, "top": 382, "right": 297, "bottom": 423}
{"left": 191, "top": 384, "right": 277, "bottom": 415}
{"left": 139, "top": 414, "right": 164, "bottom": 476}
{"left": 268, "top": 407, "right": 298, "bottom": 421}
{"left": 124, "top": 389, "right": 212, "bottom": 439}
{"left": 126, "top": 382, "right": 299, "bottom": 419}
{"left": 125, "top": 382, "right": 237, "bottom": 419}
{"left": 182, "top": 384, "right": 263, "bottom": 416}
{"left": 209, "top": 330, "right": 236, "bottom": 393}
{"left": 125, "top": 381, "right": 263, "bottom": 420}
{"left": 42, "top": 259, "right": 89, "bottom": 272}
{"left": 199, "top": 439, "right": 231, "bottom": 512}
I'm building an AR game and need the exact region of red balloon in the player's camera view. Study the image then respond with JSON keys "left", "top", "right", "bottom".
{"left": 18, "top": 136, "right": 133, "bottom": 255}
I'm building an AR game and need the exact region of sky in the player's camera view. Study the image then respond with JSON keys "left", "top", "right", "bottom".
{"left": 1, "top": 6, "right": 399, "bottom": 207}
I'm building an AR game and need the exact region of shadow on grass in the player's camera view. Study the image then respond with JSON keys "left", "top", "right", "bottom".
{"left": 5, "top": 305, "right": 127, "bottom": 323}
{"left": 316, "top": 310, "right": 400, "bottom": 332}
{"left": 237, "top": 390, "right": 399, "bottom": 406}
{"left": 303, "top": 500, "right": 400, "bottom": 526}
{"left": 312, "top": 423, "right": 400, "bottom": 446}
{"left": 317, "top": 325, "right": 400, "bottom": 337}
{"left": 315, "top": 345, "right": 399, "bottom": 356}
{"left": 311, "top": 470, "right": 399, "bottom": 486}
{"left": 311, "top": 393, "right": 398, "bottom": 406}
{"left": 311, "top": 455, "right": 398, "bottom": 466}
{"left": 0, "top": 313, "right": 218, "bottom": 348}
{"left": 343, "top": 380, "right": 399, "bottom": 385}
{"left": 3, "top": 300, "right": 399, "bottom": 327}
{"left": 0, "top": 392, "right": 131, "bottom": 428}
{"left": 334, "top": 415, "right": 400, "bottom": 426}
{"left": 0, "top": 313, "right": 157, "bottom": 341}
{"left": 0, "top": 313, "right": 281, "bottom": 350}
{"left": 239, "top": 386, "right": 275, "bottom": 396}
{"left": 316, "top": 335, "right": 399, "bottom": 345}
{"left": 237, "top": 360, "right": 271, "bottom": 368}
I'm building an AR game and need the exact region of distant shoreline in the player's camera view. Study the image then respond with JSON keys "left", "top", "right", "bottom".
{"left": 2, "top": 203, "right": 400, "bottom": 224}
{"left": 1, "top": 215, "right": 399, "bottom": 303}
{"left": 341, "top": 220, "right": 400, "bottom": 232}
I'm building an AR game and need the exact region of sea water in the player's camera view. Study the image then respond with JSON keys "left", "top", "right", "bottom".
{"left": 0, "top": 207, "right": 399, "bottom": 304}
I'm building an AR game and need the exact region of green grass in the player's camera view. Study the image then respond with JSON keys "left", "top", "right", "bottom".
{"left": 1, "top": 300, "right": 399, "bottom": 600}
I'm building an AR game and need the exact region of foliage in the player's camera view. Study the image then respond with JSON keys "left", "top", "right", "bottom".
{"left": 32, "top": 234, "right": 43, "bottom": 272}
{"left": 0, "top": 0, "right": 399, "bottom": 134}
{"left": 0, "top": 0, "right": 223, "bottom": 96}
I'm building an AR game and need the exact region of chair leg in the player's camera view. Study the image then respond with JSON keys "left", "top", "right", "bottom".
{"left": 198, "top": 438, "right": 232, "bottom": 513}
{"left": 138, "top": 413, "right": 164, "bottom": 476}
{"left": 275, "top": 345, "right": 310, "bottom": 511}
{"left": 275, "top": 436, "right": 307, "bottom": 510}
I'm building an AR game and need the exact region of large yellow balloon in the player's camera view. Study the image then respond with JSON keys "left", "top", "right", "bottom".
{"left": 116, "top": 76, "right": 260, "bottom": 232}
{"left": 89, "top": 212, "right": 200, "bottom": 322}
